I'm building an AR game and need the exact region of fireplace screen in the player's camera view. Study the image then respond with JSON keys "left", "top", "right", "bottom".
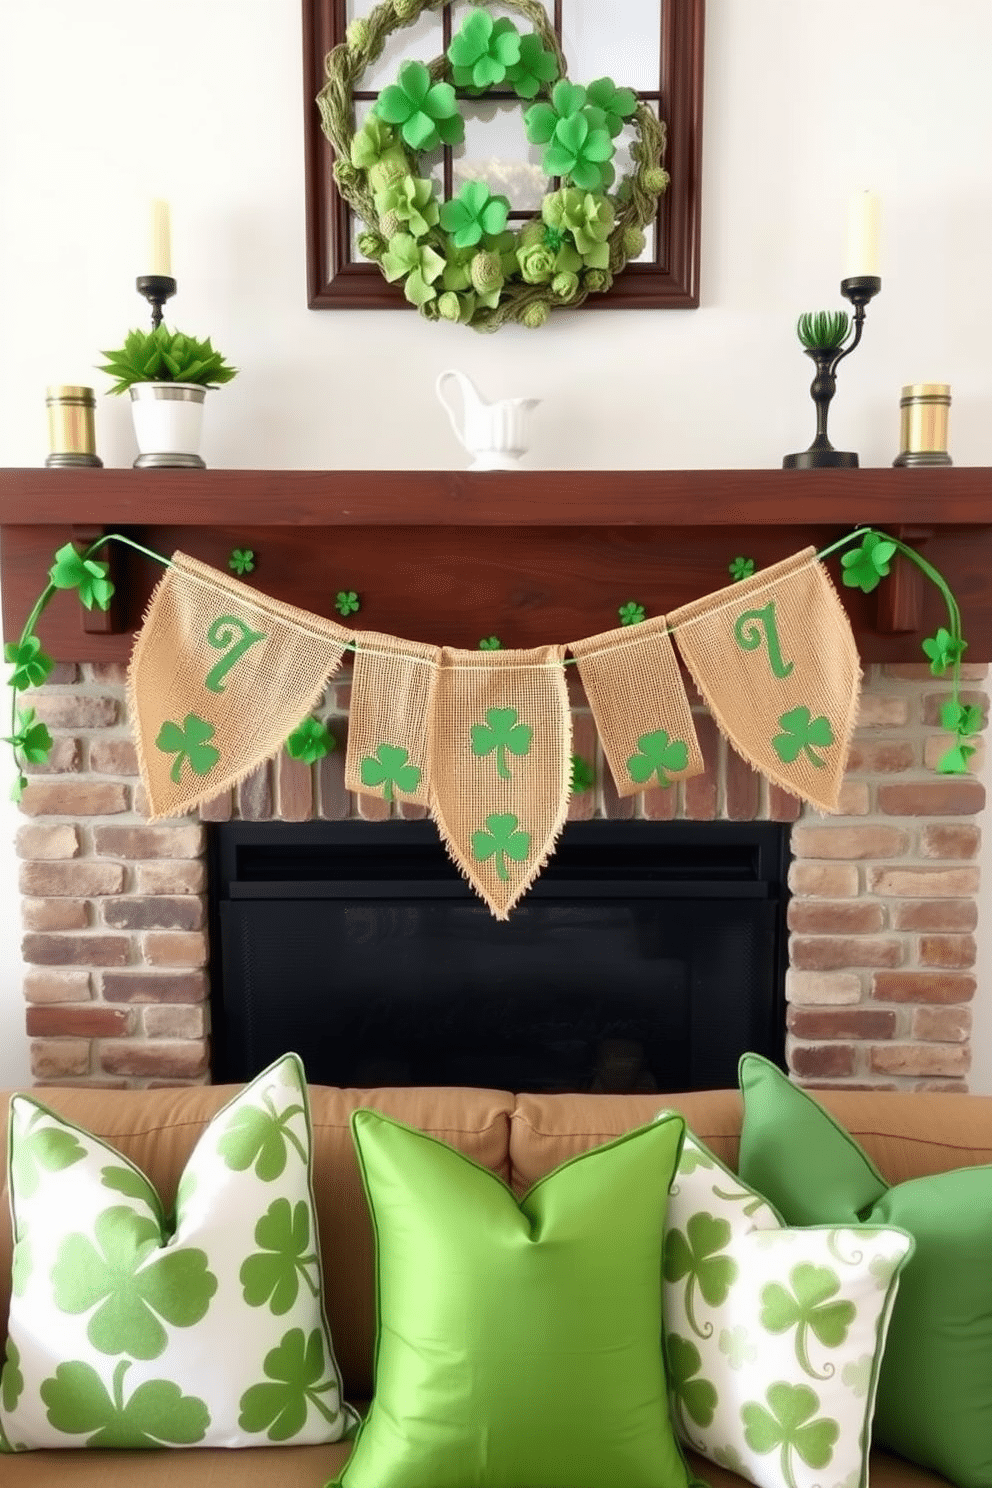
{"left": 209, "top": 821, "right": 789, "bottom": 1093}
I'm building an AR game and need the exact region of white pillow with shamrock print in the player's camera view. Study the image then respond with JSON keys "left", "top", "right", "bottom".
{"left": 660, "top": 1124, "right": 914, "bottom": 1488}
{"left": 0, "top": 1052, "right": 356, "bottom": 1452}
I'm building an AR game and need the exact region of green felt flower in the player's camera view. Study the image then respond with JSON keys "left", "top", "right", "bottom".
{"left": 375, "top": 61, "right": 464, "bottom": 152}
{"left": 922, "top": 626, "right": 967, "bottom": 676}
{"left": 525, "top": 80, "right": 591, "bottom": 145}
{"left": 334, "top": 590, "right": 361, "bottom": 617}
{"left": 618, "top": 600, "right": 646, "bottom": 625}
{"left": 5, "top": 635, "right": 55, "bottom": 691}
{"left": 447, "top": 9, "right": 521, "bottom": 90}
{"left": 583, "top": 268, "right": 612, "bottom": 293}
{"left": 840, "top": 532, "right": 896, "bottom": 594}
{"left": 585, "top": 76, "right": 639, "bottom": 138}
{"left": 375, "top": 175, "right": 439, "bottom": 240}
{"left": 350, "top": 115, "right": 399, "bottom": 171}
{"left": 515, "top": 223, "right": 558, "bottom": 285}
{"left": 542, "top": 188, "right": 614, "bottom": 267}
{"left": 471, "top": 812, "right": 531, "bottom": 882}
{"left": 570, "top": 754, "right": 595, "bottom": 793}
{"left": 772, "top": 707, "right": 834, "bottom": 769}
{"left": 48, "top": 542, "right": 114, "bottom": 611}
{"left": 437, "top": 289, "right": 473, "bottom": 323}
{"left": 552, "top": 269, "right": 580, "bottom": 300}
{"left": 522, "top": 301, "right": 550, "bottom": 328}
{"left": 440, "top": 181, "right": 510, "bottom": 249}
{"left": 478, "top": 636, "right": 502, "bottom": 650}
{"left": 506, "top": 32, "right": 560, "bottom": 100}
{"left": 285, "top": 717, "right": 334, "bottom": 765}
{"left": 729, "top": 556, "right": 756, "bottom": 581}
{"left": 228, "top": 548, "right": 255, "bottom": 576}
{"left": 525, "top": 82, "right": 615, "bottom": 192}
{"left": 381, "top": 232, "right": 446, "bottom": 307}
{"left": 4, "top": 708, "right": 53, "bottom": 765}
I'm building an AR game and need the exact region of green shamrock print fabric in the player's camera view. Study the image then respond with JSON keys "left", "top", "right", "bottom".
{"left": 660, "top": 1125, "right": 913, "bottom": 1488}
{"left": 0, "top": 1053, "right": 353, "bottom": 1452}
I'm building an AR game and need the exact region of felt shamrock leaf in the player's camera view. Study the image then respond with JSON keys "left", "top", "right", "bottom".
{"left": 471, "top": 812, "right": 532, "bottom": 882}
{"left": 51, "top": 1205, "right": 218, "bottom": 1359}
{"left": 217, "top": 1092, "right": 308, "bottom": 1180}
{"left": 5, "top": 635, "right": 55, "bottom": 691}
{"left": 40, "top": 1360, "right": 210, "bottom": 1448}
{"left": 154, "top": 714, "right": 220, "bottom": 785}
{"left": 570, "top": 753, "right": 595, "bottom": 793}
{"left": 627, "top": 729, "right": 689, "bottom": 788}
{"left": 381, "top": 232, "right": 447, "bottom": 307}
{"left": 936, "top": 741, "right": 977, "bottom": 775}
{"left": 240, "top": 1198, "right": 320, "bottom": 1316}
{"left": 333, "top": 590, "right": 360, "bottom": 617}
{"left": 9, "top": 1108, "right": 85, "bottom": 1198}
{"left": 921, "top": 626, "right": 967, "bottom": 676}
{"left": 4, "top": 708, "right": 52, "bottom": 765}
{"left": 729, "top": 556, "right": 756, "bottom": 581}
{"left": 941, "top": 699, "right": 984, "bottom": 736}
{"left": 285, "top": 717, "right": 334, "bottom": 765}
{"left": 541, "top": 109, "right": 616, "bottom": 192}
{"left": 374, "top": 174, "right": 440, "bottom": 240}
{"left": 506, "top": 32, "right": 560, "bottom": 100}
{"left": 228, "top": 548, "right": 255, "bottom": 575}
{"left": 448, "top": 8, "right": 521, "bottom": 90}
{"left": 772, "top": 707, "right": 834, "bottom": 769}
{"left": 840, "top": 532, "right": 896, "bottom": 593}
{"left": 667, "top": 1333, "right": 718, "bottom": 1432}
{"left": 524, "top": 80, "right": 591, "bottom": 146}
{"left": 618, "top": 600, "right": 646, "bottom": 625}
{"left": 741, "top": 1382, "right": 840, "bottom": 1488}
{"left": 585, "top": 76, "right": 639, "bottom": 137}
{"left": 1, "top": 1339, "right": 23, "bottom": 1413}
{"left": 375, "top": 61, "right": 464, "bottom": 152}
{"left": 360, "top": 742, "right": 422, "bottom": 801}
{"left": 664, "top": 1212, "right": 738, "bottom": 1338}
{"left": 238, "top": 1327, "right": 341, "bottom": 1442}
{"left": 48, "top": 541, "right": 115, "bottom": 611}
{"left": 440, "top": 181, "right": 510, "bottom": 250}
{"left": 470, "top": 706, "right": 533, "bottom": 780}
{"left": 760, "top": 1264, "right": 855, "bottom": 1379}
{"left": 10, "top": 772, "right": 28, "bottom": 803}
{"left": 478, "top": 636, "right": 502, "bottom": 650}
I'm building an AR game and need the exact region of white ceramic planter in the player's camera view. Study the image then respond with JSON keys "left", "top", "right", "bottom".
{"left": 129, "top": 382, "right": 207, "bottom": 468}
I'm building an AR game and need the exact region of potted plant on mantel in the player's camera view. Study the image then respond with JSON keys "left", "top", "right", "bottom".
{"left": 98, "top": 325, "right": 238, "bottom": 469}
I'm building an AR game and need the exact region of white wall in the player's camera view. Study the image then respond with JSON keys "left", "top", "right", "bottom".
{"left": 1, "top": 1, "right": 990, "bottom": 1088}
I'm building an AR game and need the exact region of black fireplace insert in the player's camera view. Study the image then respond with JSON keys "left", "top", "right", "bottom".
{"left": 209, "top": 820, "right": 789, "bottom": 1093}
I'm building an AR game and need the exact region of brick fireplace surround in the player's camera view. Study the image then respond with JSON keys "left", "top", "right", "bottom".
{"left": 15, "top": 659, "right": 987, "bottom": 1094}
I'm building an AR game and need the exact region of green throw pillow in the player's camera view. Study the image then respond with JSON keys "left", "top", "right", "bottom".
{"left": 0, "top": 1053, "right": 355, "bottom": 1452}
{"left": 333, "top": 1108, "right": 696, "bottom": 1488}
{"left": 737, "top": 1052, "right": 992, "bottom": 1488}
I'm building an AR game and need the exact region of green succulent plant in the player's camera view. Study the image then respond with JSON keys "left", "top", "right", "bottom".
{"left": 98, "top": 326, "right": 238, "bottom": 395}
{"left": 796, "top": 311, "right": 851, "bottom": 351}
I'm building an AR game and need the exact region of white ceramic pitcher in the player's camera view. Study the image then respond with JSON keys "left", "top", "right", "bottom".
{"left": 436, "top": 369, "right": 540, "bottom": 471}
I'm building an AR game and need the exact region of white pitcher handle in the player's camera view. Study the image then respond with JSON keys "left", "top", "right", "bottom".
{"left": 435, "top": 369, "right": 469, "bottom": 446}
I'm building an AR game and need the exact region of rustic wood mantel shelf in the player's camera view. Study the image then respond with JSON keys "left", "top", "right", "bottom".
{"left": 1, "top": 466, "right": 991, "bottom": 662}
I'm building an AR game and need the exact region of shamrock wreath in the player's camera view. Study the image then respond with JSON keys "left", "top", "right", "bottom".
{"left": 318, "top": 0, "right": 669, "bottom": 331}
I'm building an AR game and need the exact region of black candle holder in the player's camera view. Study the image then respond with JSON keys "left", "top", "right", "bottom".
{"left": 783, "top": 275, "right": 882, "bottom": 469}
{"left": 135, "top": 274, "right": 177, "bottom": 330}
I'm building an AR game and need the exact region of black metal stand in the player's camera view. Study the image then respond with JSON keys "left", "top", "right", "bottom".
{"left": 783, "top": 275, "right": 882, "bottom": 469}
{"left": 135, "top": 274, "right": 177, "bottom": 329}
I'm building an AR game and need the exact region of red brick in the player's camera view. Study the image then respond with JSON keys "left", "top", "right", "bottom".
{"left": 94, "top": 825, "right": 204, "bottom": 859}
{"left": 397, "top": 801, "right": 428, "bottom": 820}
{"left": 142, "top": 932, "right": 208, "bottom": 968}
{"left": 869, "top": 866, "right": 980, "bottom": 897}
{"left": 914, "top": 1079, "right": 969, "bottom": 1093}
{"left": 600, "top": 754, "right": 636, "bottom": 820}
{"left": 919, "top": 935, "right": 977, "bottom": 969}
{"left": 872, "top": 971, "right": 976, "bottom": 1004}
{"left": 844, "top": 739, "right": 916, "bottom": 773}
{"left": 788, "top": 863, "right": 860, "bottom": 898}
{"left": 877, "top": 781, "right": 985, "bottom": 817}
{"left": 22, "top": 898, "right": 88, "bottom": 931}
{"left": 923, "top": 736, "right": 985, "bottom": 773}
{"left": 99, "top": 1040, "right": 209, "bottom": 1080}
{"left": 143, "top": 1005, "right": 208, "bottom": 1039}
{"left": 199, "top": 789, "right": 233, "bottom": 823}
{"left": 31, "top": 1039, "right": 90, "bottom": 1079}
{"left": 88, "top": 662, "right": 129, "bottom": 684}
{"left": 788, "top": 1007, "right": 897, "bottom": 1040}
{"left": 835, "top": 782, "right": 871, "bottom": 816}
{"left": 870, "top": 1044, "right": 970, "bottom": 1079}
{"left": 768, "top": 785, "right": 802, "bottom": 822}
{"left": 89, "top": 739, "right": 139, "bottom": 775}
{"left": 27, "top": 1005, "right": 132, "bottom": 1038}
{"left": 568, "top": 713, "right": 598, "bottom": 822}
{"left": 45, "top": 663, "right": 81, "bottom": 684}
{"left": 353, "top": 789, "right": 392, "bottom": 822}
{"left": 15, "top": 823, "right": 80, "bottom": 860}
{"left": 29, "top": 695, "right": 118, "bottom": 728}
{"left": 237, "top": 763, "right": 272, "bottom": 821}
{"left": 24, "top": 969, "right": 91, "bottom": 1004}
{"left": 103, "top": 897, "right": 204, "bottom": 931}
{"left": 791, "top": 936, "right": 902, "bottom": 972}
{"left": 19, "top": 782, "right": 129, "bottom": 817}
{"left": 857, "top": 696, "right": 910, "bottom": 728}
{"left": 912, "top": 1006, "right": 972, "bottom": 1043}
{"left": 20, "top": 861, "right": 125, "bottom": 897}
{"left": 725, "top": 747, "right": 760, "bottom": 821}
{"left": 785, "top": 971, "right": 862, "bottom": 1006}
{"left": 22, "top": 933, "right": 130, "bottom": 967}
{"left": 135, "top": 861, "right": 207, "bottom": 895}
{"left": 920, "top": 824, "right": 981, "bottom": 859}
{"left": 791, "top": 824, "right": 909, "bottom": 860}
{"left": 683, "top": 714, "right": 718, "bottom": 821}
{"left": 788, "top": 901, "right": 885, "bottom": 934}
{"left": 101, "top": 971, "right": 208, "bottom": 1004}
{"left": 891, "top": 899, "right": 978, "bottom": 932}
{"left": 25, "top": 737, "right": 80, "bottom": 774}
{"left": 318, "top": 735, "right": 348, "bottom": 820}
{"left": 789, "top": 1043, "right": 856, "bottom": 1078}
{"left": 278, "top": 752, "right": 314, "bottom": 822}
{"left": 922, "top": 691, "right": 988, "bottom": 728}
{"left": 883, "top": 663, "right": 988, "bottom": 681}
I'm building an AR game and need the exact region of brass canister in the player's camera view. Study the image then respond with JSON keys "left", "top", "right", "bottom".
{"left": 45, "top": 385, "right": 102, "bottom": 468}
{"left": 893, "top": 383, "right": 951, "bottom": 467}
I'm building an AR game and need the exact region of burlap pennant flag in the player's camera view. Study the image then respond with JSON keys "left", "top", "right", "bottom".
{"left": 669, "top": 548, "right": 861, "bottom": 812}
{"left": 128, "top": 552, "right": 351, "bottom": 818}
{"left": 431, "top": 647, "right": 571, "bottom": 920}
{"left": 345, "top": 631, "right": 440, "bottom": 807}
{"left": 569, "top": 617, "right": 703, "bottom": 797}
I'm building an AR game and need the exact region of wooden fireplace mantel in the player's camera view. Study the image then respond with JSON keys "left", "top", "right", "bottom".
{"left": 1, "top": 465, "right": 991, "bottom": 662}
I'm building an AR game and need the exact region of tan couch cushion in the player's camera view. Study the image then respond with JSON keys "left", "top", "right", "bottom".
{"left": 0, "top": 1439, "right": 351, "bottom": 1486}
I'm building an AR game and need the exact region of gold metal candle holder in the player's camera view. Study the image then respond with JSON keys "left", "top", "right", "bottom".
{"left": 45, "top": 385, "right": 103, "bottom": 468}
{"left": 893, "top": 383, "right": 951, "bottom": 467}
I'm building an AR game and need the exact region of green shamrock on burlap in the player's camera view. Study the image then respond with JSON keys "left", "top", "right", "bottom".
{"left": 9, "top": 1109, "right": 84, "bottom": 1198}
{"left": 285, "top": 718, "right": 334, "bottom": 765}
{"left": 741, "top": 1382, "right": 839, "bottom": 1488}
{"left": 760, "top": 1264, "right": 855, "bottom": 1379}
{"left": 374, "top": 60, "right": 464, "bottom": 152}
{"left": 40, "top": 1360, "right": 209, "bottom": 1448}
{"left": 447, "top": 8, "right": 521, "bottom": 90}
{"left": 238, "top": 1327, "right": 341, "bottom": 1442}
{"left": 667, "top": 1333, "right": 718, "bottom": 1432}
{"left": 155, "top": 714, "right": 220, "bottom": 785}
{"left": 840, "top": 532, "right": 895, "bottom": 594}
{"left": 5, "top": 635, "right": 54, "bottom": 691}
{"left": 51, "top": 1206, "right": 218, "bottom": 1359}
{"left": 772, "top": 708, "right": 834, "bottom": 770}
{"left": 471, "top": 707, "right": 533, "bottom": 780}
{"left": 48, "top": 542, "right": 115, "bottom": 611}
{"left": 240, "top": 1199, "right": 320, "bottom": 1316}
{"left": 471, "top": 813, "right": 531, "bottom": 882}
{"left": 664, "top": 1213, "right": 737, "bottom": 1339}
{"left": 217, "top": 1093, "right": 307, "bottom": 1181}
{"left": 360, "top": 743, "right": 422, "bottom": 800}
{"left": 922, "top": 626, "right": 967, "bottom": 676}
{"left": 627, "top": 729, "right": 689, "bottom": 788}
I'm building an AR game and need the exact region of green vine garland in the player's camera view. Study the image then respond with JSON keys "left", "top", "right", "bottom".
{"left": 317, "top": 0, "right": 669, "bottom": 331}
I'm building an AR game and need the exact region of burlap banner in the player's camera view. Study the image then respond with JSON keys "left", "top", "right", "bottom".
{"left": 569, "top": 617, "right": 703, "bottom": 797}
{"left": 669, "top": 548, "right": 861, "bottom": 812}
{"left": 346, "top": 632, "right": 440, "bottom": 807}
{"left": 430, "top": 647, "right": 572, "bottom": 920}
{"left": 128, "top": 553, "right": 351, "bottom": 818}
